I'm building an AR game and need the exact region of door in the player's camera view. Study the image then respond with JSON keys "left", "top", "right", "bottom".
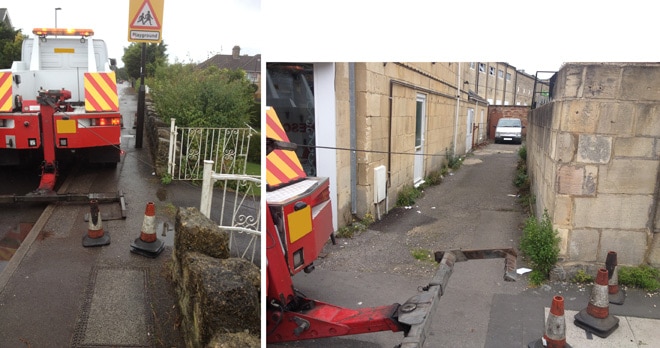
{"left": 466, "top": 108, "right": 474, "bottom": 152}
{"left": 414, "top": 94, "right": 426, "bottom": 186}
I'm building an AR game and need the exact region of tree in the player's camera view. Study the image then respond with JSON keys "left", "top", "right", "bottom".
{"left": 121, "top": 41, "right": 168, "bottom": 81}
{"left": 0, "top": 23, "right": 24, "bottom": 69}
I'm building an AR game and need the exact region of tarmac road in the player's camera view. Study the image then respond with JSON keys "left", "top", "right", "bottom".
{"left": 268, "top": 142, "right": 660, "bottom": 347}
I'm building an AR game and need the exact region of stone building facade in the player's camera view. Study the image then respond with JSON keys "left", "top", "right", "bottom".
{"left": 266, "top": 62, "right": 549, "bottom": 229}
{"left": 527, "top": 62, "right": 660, "bottom": 267}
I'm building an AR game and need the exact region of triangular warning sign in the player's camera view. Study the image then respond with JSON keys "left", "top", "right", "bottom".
{"left": 130, "top": 0, "right": 161, "bottom": 29}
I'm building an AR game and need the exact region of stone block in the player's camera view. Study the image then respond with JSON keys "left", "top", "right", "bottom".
{"left": 599, "top": 159, "right": 658, "bottom": 194}
{"left": 561, "top": 100, "right": 599, "bottom": 133}
{"left": 574, "top": 194, "right": 653, "bottom": 230}
{"left": 553, "top": 195, "right": 573, "bottom": 227}
{"left": 634, "top": 104, "right": 660, "bottom": 137}
{"left": 556, "top": 164, "right": 597, "bottom": 196}
{"left": 621, "top": 65, "right": 660, "bottom": 101}
{"left": 597, "top": 102, "right": 634, "bottom": 135}
{"left": 599, "top": 229, "right": 648, "bottom": 265}
{"left": 577, "top": 134, "right": 612, "bottom": 164}
{"left": 648, "top": 234, "right": 660, "bottom": 268}
{"left": 568, "top": 229, "right": 599, "bottom": 262}
{"left": 554, "top": 132, "right": 575, "bottom": 163}
{"left": 582, "top": 64, "right": 622, "bottom": 99}
{"left": 614, "top": 137, "right": 655, "bottom": 158}
{"left": 557, "top": 65, "right": 585, "bottom": 99}
{"left": 179, "top": 252, "right": 260, "bottom": 347}
{"left": 557, "top": 228, "right": 569, "bottom": 256}
{"left": 174, "top": 207, "right": 230, "bottom": 266}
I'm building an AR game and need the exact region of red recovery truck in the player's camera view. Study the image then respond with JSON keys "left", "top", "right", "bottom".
{"left": 0, "top": 28, "right": 122, "bottom": 196}
{"left": 265, "top": 106, "right": 519, "bottom": 347}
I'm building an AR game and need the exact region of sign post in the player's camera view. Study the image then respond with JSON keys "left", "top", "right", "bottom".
{"left": 128, "top": 0, "right": 164, "bottom": 148}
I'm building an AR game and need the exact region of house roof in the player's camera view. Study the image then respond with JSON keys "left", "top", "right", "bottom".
{"left": 1, "top": 8, "right": 13, "bottom": 28}
{"left": 197, "top": 46, "right": 260, "bottom": 73}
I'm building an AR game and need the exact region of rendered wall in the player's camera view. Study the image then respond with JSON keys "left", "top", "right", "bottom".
{"left": 528, "top": 63, "right": 660, "bottom": 267}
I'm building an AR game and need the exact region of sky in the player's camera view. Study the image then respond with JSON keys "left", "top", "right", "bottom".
{"left": 261, "top": 1, "right": 659, "bottom": 75}
{"left": 3, "top": 0, "right": 261, "bottom": 67}
{"left": 4, "top": 1, "right": 658, "bottom": 74}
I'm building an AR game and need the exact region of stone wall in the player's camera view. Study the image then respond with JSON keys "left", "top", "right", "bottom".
{"left": 172, "top": 207, "right": 260, "bottom": 348}
{"left": 527, "top": 63, "right": 660, "bottom": 269}
{"left": 144, "top": 100, "right": 171, "bottom": 176}
{"left": 142, "top": 99, "right": 260, "bottom": 347}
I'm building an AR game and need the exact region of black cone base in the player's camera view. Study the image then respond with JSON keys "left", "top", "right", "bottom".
{"left": 609, "top": 289, "right": 626, "bottom": 305}
{"left": 574, "top": 309, "right": 619, "bottom": 338}
{"left": 83, "top": 232, "right": 111, "bottom": 247}
{"left": 130, "top": 238, "right": 164, "bottom": 258}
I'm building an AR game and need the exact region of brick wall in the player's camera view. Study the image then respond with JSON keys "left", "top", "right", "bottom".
{"left": 487, "top": 106, "right": 530, "bottom": 140}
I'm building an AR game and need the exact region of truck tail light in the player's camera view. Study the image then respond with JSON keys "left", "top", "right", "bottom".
{"left": 90, "top": 118, "right": 120, "bottom": 126}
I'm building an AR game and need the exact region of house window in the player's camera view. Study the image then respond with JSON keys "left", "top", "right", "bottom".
{"left": 489, "top": 66, "right": 495, "bottom": 76}
{"left": 506, "top": 72, "right": 511, "bottom": 81}
{"left": 246, "top": 72, "right": 259, "bottom": 83}
{"left": 479, "top": 63, "right": 485, "bottom": 73}
{"left": 470, "top": 62, "right": 476, "bottom": 69}
{"left": 498, "top": 69, "right": 503, "bottom": 78}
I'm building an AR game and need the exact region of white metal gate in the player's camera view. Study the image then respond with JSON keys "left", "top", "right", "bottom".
{"left": 200, "top": 161, "right": 261, "bottom": 263}
{"left": 167, "top": 118, "right": 256, "bottom": 180}
{"left": 167, "top": 119, "right": 261, "bottom": 263}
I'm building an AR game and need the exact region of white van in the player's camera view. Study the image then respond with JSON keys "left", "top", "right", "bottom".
{"left": 494, "top": 118, "right": 523, "bottom": 144}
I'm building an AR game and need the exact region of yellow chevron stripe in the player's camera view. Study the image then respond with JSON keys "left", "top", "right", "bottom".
{"left": 84, "top": 72, "right": 118, "bottom": 112}
{"left": 0, "top": 72, "right": 12, "bottom": 112}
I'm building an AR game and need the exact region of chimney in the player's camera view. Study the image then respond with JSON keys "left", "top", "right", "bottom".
{"left": 232, "top": 46, "right": 240, "bottom": 59}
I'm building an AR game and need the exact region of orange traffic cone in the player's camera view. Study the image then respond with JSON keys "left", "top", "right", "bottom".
{"left": 606, "top": 251, "right": 626, "bottom": 305}
{"left": 574, "top": 268, "right": 619, "bottom": 338}
{"left": 83, "top": 199, "right": 111, "bottom": 247}
{"left": 130, "top": 202, "right": 164, "bottom": 258}
{"left": 528, "top": 295, "right": 572, "bottom": 348}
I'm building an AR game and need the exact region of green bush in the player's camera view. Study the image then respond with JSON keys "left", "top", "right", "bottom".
{"left": 150, "top": 64, "right": 254, "bottom": 128}
{"left": 247, "top": 130, "right": 261, "bottom": 163}
{"left": 520, "top": 210, "right": 560, "bottom": 285}
{"left": 618, "top": 265, "right": 660, "bottom": 291}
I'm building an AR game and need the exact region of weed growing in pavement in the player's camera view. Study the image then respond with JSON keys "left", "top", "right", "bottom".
{"left": 160, "top": 173, "right": 172, "bottom": 185}
{"left": 396, "top": 184, "right": 423, "bottom": 207}
{"left": 514, "top": 144, "right": 534, "bottom": 214}
{"left": 618, "top": 265, "right": 660, "bottom": 291}
{"left": 446, "top": 147, "right": 463, "bottom": 170}
{"left": 159, "top": 202, "right": 178, "bottom": 219}
{"left": 411, "top": 248, "right": 434, "bottom": 262}
{"left": 395, "top": 171, "right": 445, "bottom": 207}
{"left": 335, "top": 213, "right": 374, "bottom": 238}
{"left": 519, "top": 210, "right": 560, "bottom": 286}
{"left": 571, "top": 269, "right": 594, "bottom": 284}
{"left": 424, "top": 169, "right": 443, "bottom": 187}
